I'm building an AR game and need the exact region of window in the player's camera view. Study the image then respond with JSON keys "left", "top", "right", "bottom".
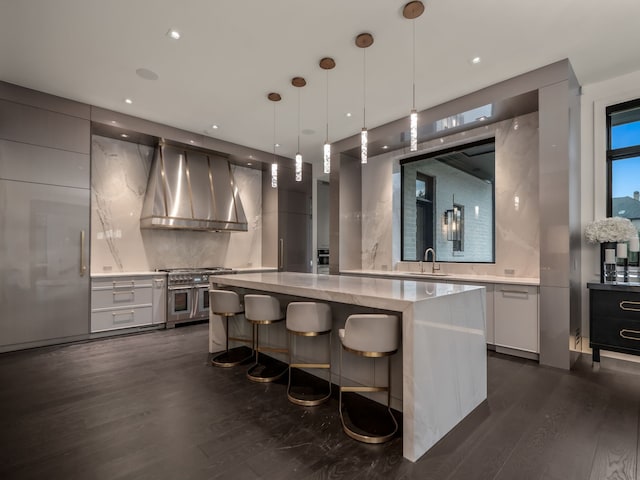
{"left": 400, "top": 138, "right": 495, "bottom": 263}
{"left": 607, "top": 99, "right": 640, "bottom": 234}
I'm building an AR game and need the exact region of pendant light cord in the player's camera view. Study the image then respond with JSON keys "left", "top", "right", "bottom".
{"left": 412, "top": 19, "right": 416, "bottom": 110}
{"left": 325, "top": 69, "right": 329, "bottom": 143}
{"left": 363, "top": 48, "right": 367, "bottom": 128}
{"left": 297, "top": 87, "right": 301, "bottom": 152}
{"left": 273, "top": 102, "right": 276, "bottom": 159}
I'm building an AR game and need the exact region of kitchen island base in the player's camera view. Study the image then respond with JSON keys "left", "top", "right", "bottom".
{"left": 209, "top": 272, "right": 487, "bottom": 462}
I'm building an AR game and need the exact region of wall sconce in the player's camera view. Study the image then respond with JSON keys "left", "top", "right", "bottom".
{"left": 444, "top": 206, "right": 462, "bottom": 242}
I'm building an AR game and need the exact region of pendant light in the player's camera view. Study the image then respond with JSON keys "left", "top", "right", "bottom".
{"left": 356, "top": 33, "right": 374, "bottom": 164}
{"left": 320, "top": 57, "right": 336, "bottom": 174}
{"left": 268, "top": 92, "right": 281, "bottom": 188}
{"left": 403, "top": 1, "right": 425, "bottom": 152}
{"left": 292, "top": 76, "right": 306, "bottom": 182}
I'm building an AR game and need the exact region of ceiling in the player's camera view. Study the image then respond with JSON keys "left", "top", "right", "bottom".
{"left": 2, "top": 0, "right": 640, "bottom": 175}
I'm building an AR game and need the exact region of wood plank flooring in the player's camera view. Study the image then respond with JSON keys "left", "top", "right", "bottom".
{"left": 1, "top": 324, "right": 640, "bottom": 479}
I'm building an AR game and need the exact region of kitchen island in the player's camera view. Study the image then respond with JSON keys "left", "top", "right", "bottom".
{"left": 209, "top": 271, "right": 487, "bottom": 462}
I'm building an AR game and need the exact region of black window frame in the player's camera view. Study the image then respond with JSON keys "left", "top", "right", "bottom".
{"left": 606, "top": 98, "right": 640, "bottom": 216}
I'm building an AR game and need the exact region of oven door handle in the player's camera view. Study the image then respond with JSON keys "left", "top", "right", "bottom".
{"left": 168, "top": 285, "right": 192, "bottom": 291}
{"left": 191, "top": 286, "right": 200, "bottom": 318}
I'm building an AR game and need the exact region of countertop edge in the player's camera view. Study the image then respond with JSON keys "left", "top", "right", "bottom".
{"left": 341, "top": 269, "right": 540, "bottom": 286}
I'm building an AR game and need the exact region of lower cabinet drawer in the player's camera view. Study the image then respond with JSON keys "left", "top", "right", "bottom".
{"left": 591, "top": 290, "right": 640, "bottom": 322}
{"left": 591, "top": 315, "right": 640, "bottom": 353}
{"left": 91, "top": 286, "right": 152, "bottom": 310}
{"left": 91, "top": 306, "right": 153, "bottom": 333}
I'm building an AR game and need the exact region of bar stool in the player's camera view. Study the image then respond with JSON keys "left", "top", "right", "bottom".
{"left": 286, "top": 302, "right": 332, "bottom": 406}
{"left": 244, "top": 294, "right": 288, "bottom": 382}
{"left": 210, "top": 290, "right": 253, "bottom": 367}
{"left": 338, "top": 314, "right": 400, "bottom": 444}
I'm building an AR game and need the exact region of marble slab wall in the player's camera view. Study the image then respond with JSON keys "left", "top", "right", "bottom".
{"left": 361, "top": 112, "right": 539, "bottom": 278}
{"left": 91, "top": 135, "right": 262, "bottom": 272}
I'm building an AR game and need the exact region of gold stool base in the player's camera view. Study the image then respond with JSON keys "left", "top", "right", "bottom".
{"left": 247, "top": 360, "right": 288, "bottom": 383}
{"left": 211, "top": 346, "right": 254, "bottom": 368}
{"left": 339, "top": 393, "right": 399, "bottom": 444}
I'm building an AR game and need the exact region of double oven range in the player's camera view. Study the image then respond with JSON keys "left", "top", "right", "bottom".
{"left": 162, "top": 267, "right": 234, "bottom": 328}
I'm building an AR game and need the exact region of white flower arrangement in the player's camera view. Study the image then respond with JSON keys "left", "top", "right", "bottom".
{"left": 584, "top": 217, "right": 637, "bottom": 243}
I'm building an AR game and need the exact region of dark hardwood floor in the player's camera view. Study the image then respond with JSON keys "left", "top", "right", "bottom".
{"left": 1, "top": 324, "right": 640, "bottom": 480}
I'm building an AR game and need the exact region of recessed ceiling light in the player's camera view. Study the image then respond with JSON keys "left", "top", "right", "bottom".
{"left": 471, "top": 56, "right": 481, "bottom": 64}
{"left": 124, "top": 98, "right": 133, "bottom": 104}
{"left": 275, "top": 143, "right": 281, "bottom": 148}
{"left": 382, "top": 145, "right": 389, "bottom": 150}
{"left": 136, "top": 68, "right": 159, "bottom": 81}
{"left": 111, "top": 120, "right": 117, "bottom": 124}
{"left": 121, "top": 134, "right": 128, "bottom": 138}
{"left": 346, "top": 112, "right": 352, "bottom": 117}
{"left": 189, "top": 140, "right": 195, "bottom": 144}
{"left": 247, "top": 162, "right": 252, "bottom": 166}
{"left": 212, "top": 124, "right": 219, "bottom": 129}
{"left": 167, "top": 29, "right": 181, "bottom": 40}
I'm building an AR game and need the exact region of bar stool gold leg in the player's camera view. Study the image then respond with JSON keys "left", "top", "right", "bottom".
{"left": 287, "top": 330, "right": 332, "bottom": 406}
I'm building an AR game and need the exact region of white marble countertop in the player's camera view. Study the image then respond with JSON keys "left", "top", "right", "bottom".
{"left": 91, "top": 271, "right": 166, "bottom": 278}
{"left": 91, "top": 267, "right": 277, "bottom": 279}
{"left": 341, "top": 269, "right": 539, "bottom": 286}
{"left": 209, "top": 271, "right": 483, "bottom": 311}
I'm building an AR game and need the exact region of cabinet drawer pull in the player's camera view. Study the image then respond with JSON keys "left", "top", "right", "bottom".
{"left": 620, "top": 329, "right": 640, "bottom": 341}
{"left": 112, "top": 311, "right": 135, "bottom": 324}
{"left": 113, "top": 291, "right": 135, "bottom": 296}
{"left": 620, "top": 301, "right": 640, "bottom": 312}
{"left": 501, "top": 289, "right": 529, "bottom": 296}
{"left": 113, "top": 281, "right": 135, "bottom": 288}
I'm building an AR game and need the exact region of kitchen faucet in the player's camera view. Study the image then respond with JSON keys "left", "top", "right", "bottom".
{"left": 421, "top": 248, "right": 440, "bottom": 274}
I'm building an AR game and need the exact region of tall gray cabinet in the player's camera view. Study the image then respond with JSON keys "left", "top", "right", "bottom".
{"left": 262, "top": 161, "right": 313, "bottom": 272}
{"left": 0, "top": 83, "right": 91, "bottom": 352}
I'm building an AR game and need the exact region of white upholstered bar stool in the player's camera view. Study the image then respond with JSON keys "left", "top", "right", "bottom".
{"left": 338, "top": 314, "right": 400, "bottom": 444}
{"left": 210, "top": 290, "right": 253, "bottom": 367}
{"left": 286, "top": 302, "right": 332, "bottom": 406}
{"left": 244, "top": 294, "right": 288, "bottom": 382}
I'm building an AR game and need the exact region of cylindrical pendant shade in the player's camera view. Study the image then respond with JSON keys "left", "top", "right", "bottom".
{"left": 295, "top": 153, "right": 302, "bottom": 182}
{"left": 361, "top": 128, "right": 368, "bottom": 164}
{"left": 323, "top": 143, "right": 331, "bottom": 174}
{"left": 410, "top": 109, "right": 418, "bottom": 151}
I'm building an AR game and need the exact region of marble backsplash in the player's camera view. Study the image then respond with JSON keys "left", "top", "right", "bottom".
{"left": 91, "top": 135, "right": 262, "bottom": 273}
{"left": 361, "top": 112, "right": 540, "bottom": 279}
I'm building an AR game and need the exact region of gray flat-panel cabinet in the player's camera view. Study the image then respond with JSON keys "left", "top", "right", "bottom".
{"left": 0, "top": 179, "right": 90, "bottom": 348}
{"left": 0, "top": 87, "right": 91, "bottom": 351}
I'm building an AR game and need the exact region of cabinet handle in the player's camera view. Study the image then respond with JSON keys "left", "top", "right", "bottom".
{"left": 501, "top": 289, "right": 529, "bottom": 296}
{"left": 112, "top": 310, "right": 135, "bottom": 324}
{"left": 279, "top": 238, "right": 284, "bottom": 269}
{"left": 113, "top": 280, "right": 135, "bottom": 288}
{"left": 620, "top": 329, "right": 640, "bottom": 341}
{"left": 113, "top": 290, "right": 135, "bottom": 296}
{"left": 80, "top": 230, "right": 87, "bottom": 276}
{"left": 620, "top": 301, "right": 640, "bottom": 312}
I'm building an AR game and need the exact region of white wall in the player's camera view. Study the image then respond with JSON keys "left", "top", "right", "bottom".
{"left": 580, "top": 68, "right": 640, "bottom": 357}
{"left": 361, "top": 112, "right": 539, "bottom": 278}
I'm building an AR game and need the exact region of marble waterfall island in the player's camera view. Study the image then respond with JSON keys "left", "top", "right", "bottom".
{"left": 208, "top": 272, "right": 487, "bottom": 462}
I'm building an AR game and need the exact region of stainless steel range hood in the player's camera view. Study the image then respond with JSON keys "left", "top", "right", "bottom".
{"left": 140, "top": 141, "right": 248, "bottom": 231}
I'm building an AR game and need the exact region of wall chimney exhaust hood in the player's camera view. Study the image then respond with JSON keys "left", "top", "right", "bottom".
{"left": 140, "top": 141, "right": 248, "bottom": 231}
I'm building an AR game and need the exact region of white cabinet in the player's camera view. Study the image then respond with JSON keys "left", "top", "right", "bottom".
{"left": 91, "top": 276, "right": 156, "bottom": 332}
{"left": 494, "top": 284, "right": 539, "bottom": 353}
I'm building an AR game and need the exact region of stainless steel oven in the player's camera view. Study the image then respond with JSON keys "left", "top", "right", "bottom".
{"left": 162, "top": 268, "right": 234, "bottom": 328}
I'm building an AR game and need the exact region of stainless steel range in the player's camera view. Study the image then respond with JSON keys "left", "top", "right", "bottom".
{"left": 161, "top": 267, "right": 234, "bottom": 328}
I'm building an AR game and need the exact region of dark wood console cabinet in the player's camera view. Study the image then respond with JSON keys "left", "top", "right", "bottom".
{"left": 588, "top": 282, "right": 640, "bottom": 362}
